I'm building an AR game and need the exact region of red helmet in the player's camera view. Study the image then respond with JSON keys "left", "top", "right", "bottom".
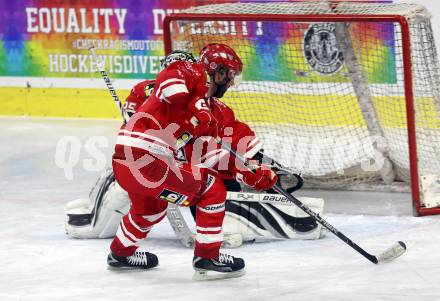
{"left": 199, "top": 43, "right": 243, "bottom": 83}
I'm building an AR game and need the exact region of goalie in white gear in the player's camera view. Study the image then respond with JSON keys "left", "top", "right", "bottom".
{"left": 65, "top": 168, "right": 128, "bottom": 239}
{"left": 64, "top": 50, "right": 325, "bottom": 244}
{"left": 65, "top": 168, "right": 325, "bottom": 243}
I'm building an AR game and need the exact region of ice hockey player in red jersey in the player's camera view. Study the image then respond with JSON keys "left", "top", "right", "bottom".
{"left": 107, "top": 44, "right": 278, "bottom": 280}
{"left": 65, "top": 49, "right": 322, "bottom": 251}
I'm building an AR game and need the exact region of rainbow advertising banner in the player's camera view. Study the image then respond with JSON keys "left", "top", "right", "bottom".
{"left": 1, "top": 0, "right": 233, "bottom": 79}
{"left": 0, "top": 0, "right": 393, "bottom": 118}
{"left": 1, "top": 0, "right": 234, "bottom": 117}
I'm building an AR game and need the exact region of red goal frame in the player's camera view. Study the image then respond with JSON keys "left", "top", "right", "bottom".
{"left": 163, "top": 13, "right": 440, "bottom": 217}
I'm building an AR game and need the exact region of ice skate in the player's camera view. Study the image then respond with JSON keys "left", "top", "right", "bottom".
{"left": 192, "top": 253, "right": 245, "bottom": 281}
{"left": 107, "top": 251, "right": 158, "bottom": 270}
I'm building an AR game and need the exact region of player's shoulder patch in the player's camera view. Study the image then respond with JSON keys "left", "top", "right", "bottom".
{"left": 133, "top": 80, "right": 155, "bottom": 98}
{"left": 176, "top": 131, "right": 192, "bottom": 149}
{"left": 144, "top": 81, "right": 155, "bottom": 98}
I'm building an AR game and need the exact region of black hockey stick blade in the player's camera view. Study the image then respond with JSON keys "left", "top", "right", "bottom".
{"left": 374, "top": 241, "right": 407, "bottom": 264}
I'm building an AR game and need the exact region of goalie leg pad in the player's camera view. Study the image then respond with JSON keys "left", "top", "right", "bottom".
{"left": 65, "top": 198, "right": 93, "bottom": 226}
{"left": 65, "top": 168, "right": 130, "bottom": 239}
{"left": 64, "top": 198, "right": 96, "bottom": 239}
{"left": 223, "top": 196, "right": 325, "bottom": 241}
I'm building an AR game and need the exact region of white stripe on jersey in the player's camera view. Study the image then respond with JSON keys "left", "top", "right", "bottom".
{"left": 196, "top": 226, "right": 222, "bottom": 232}
{"left": 161, "top": 84, "right": 189, "bottom": 98}
{"left": 155, "top": 78, "right": 186, "bottom": 98}
{"left": 118, "top": 130, "right": 169, "bottom": 147}
{"left": 158, "top": 77, "right": 185, "bottom": 89}
{"left": 142, "top": 209, "right": 167, "bottom": 222}
{"left": 128, "top": 213, "right": 150, "bottom": 233}
{"left": 116, "top": 227, "right": 135, "bottom": 247}
{"left": 196, "top": 232, "right": 223, "bottom": 244}
{"left": 116, "top": 135, "right": 173, "bottom": 156}
{"left": 121, "top": 219, "right": 141, "bottom": 242}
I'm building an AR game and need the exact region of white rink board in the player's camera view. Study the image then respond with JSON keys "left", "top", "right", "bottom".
{"left": 0, "top": 117, "right": 439, "bottom": 301}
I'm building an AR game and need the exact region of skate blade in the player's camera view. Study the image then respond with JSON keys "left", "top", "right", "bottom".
{"left": 193, "top": 269, "right": 246, "bottom": 281}
{"left": 107, "top": 264, "right": 158, "bottom": 272}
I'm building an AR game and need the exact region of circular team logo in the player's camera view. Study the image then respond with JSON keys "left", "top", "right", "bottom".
{"left": 303, "top": 23, "right": 344, "bottom": 75}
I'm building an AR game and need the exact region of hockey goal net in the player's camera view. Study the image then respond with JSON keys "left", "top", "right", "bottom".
{"left": 163, "top": 1, "right": 440, "bottom": 216}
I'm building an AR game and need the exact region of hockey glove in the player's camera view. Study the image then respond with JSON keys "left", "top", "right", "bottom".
{"left": 189, "top": 98, "right": 218, "bottom": 137}
{"left": 236, "top": 165, "right": 278, "bottom": 191}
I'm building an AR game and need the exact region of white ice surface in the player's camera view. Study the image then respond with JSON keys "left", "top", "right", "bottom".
{"left": 0, "top": 117, "right": 439, "bottom": 301}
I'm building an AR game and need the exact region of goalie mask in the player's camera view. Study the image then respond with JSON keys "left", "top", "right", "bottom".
{"left": 199, "top": 43, "right": 243, "bottom": 98}
{"left": 160, "top": 50, "right": 197, "bottom": 70}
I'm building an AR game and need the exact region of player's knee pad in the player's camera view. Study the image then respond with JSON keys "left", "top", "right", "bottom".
{"left": 196, "top": 176, "right": 227, "bottom": 235}
{"left": 198, "top": 174, "right": 227, "bottom": 207}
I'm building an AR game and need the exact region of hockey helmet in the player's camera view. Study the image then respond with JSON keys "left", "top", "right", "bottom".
{"left": 160, "top": 50, "right": 197, "bottom": 70}
{"left": 199, "top": 43, "right": 243, "bottom": 89}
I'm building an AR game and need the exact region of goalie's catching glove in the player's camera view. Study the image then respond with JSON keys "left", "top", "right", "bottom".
{"left": 236, "top": 165, "right": 278, "bottom": 191}
{"left": 188, "top": 98, "right": 218, "bottom": 138}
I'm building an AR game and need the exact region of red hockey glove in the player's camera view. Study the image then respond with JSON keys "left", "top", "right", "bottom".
{"left": 188, "top": 98, "right": 218, "bottom": 137}
{"left": 236, "top": 165, "right": 278, "bottom": 191}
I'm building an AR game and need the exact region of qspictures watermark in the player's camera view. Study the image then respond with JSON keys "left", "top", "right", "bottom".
{"left": 54, "top": 135, "right": 108, "bottom": 180}
{"left": 54, "top": 125, "right": 389, "bottom": 184}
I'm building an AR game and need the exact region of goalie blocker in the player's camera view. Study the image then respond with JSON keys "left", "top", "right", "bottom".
{"left": 65, "top": 169, "right": 325, "bottom": 244}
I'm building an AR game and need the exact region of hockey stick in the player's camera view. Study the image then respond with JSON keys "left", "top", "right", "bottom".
{"left": 89, "top": 47, "right": 129, "bottom": 123}
{"left": 252, "top": 150, "right": 304, "bottom": 193}
{"left": 226, "top": 191, "right": 321, "bottom": 206}
{"left": 89, "top": 47, "right": 195, "bottom": 247}
{"left": 217, "top": 138, "right": 407, "bottom": 264}
{"left": 166, "top": 203, "right": 195, "bottom": 247}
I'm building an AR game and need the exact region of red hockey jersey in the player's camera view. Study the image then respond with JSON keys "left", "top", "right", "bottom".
{"left": 181, "top": 97, "right": 262, "bottom": 179}
{"left": 115, "top": 61, "right": 262, "bottom": 179}
{"left": 115, "top": 61, "right": 208, "bottom": 158}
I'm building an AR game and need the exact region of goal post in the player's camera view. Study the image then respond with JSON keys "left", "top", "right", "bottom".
{"left": 163, "top": 2, "right": 440, "bottom": 216}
